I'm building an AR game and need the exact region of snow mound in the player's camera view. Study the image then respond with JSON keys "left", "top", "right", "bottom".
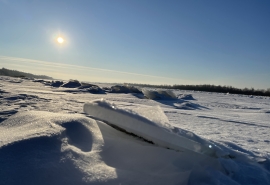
{"left": 178, "top": 94, "right": 195, "bottom": 100}
{"left": 84, "top": 99, "right": 218, "bottom": 157}
{"left": 86, "top": 86, "right": 105, "bottom": 94}
{"left": 102, "top": 86, "right": 111, "bottom": 92}
{"left": 110, "top": 85, "right": 141, "bottom": 93}
{"left": 59, "top": 86, "right": 105, "bottom": 94}
{"left": 78, "top": 84, "right": 105, "bottom": 94}
{"left": 0, "top": 111, "right": 227, "bottom": 185}
{"left": 0, "top": 111, "right": 115, "bottom": 184}
{"left": 78, "top": 83, "right": 97, "bottom": 89}
{"left": 42, "top": 80, "right": 52, "bottom": 86}
{"left": 142, "top": 89, "right": 177, "bottom": 100}
{"left": 51, "top": 80, "right": 64, "bottom": 87}
{"left": 61, "top": 80, "right": 82, "bottom": 88}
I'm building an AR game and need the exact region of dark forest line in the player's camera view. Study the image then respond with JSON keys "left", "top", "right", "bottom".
{"left": 0, "top": 68, "right": 53, "bottom": 80}
{"left": 125, "top": 83, "right": 270, "bottom": 97}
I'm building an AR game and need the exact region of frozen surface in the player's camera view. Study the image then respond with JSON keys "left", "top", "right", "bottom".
{"left": 84, "top": 99, "right": 218, "bottom": 157}
{"left": 0, "top": 76, "right": 270, "bottom": 184}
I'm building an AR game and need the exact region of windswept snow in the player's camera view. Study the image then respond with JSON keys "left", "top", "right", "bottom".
{"left": 0, "top": 111, "right": 117, "bottom": 184}
{"left": 0, "top": 76, "right": 270, "bottom": 184}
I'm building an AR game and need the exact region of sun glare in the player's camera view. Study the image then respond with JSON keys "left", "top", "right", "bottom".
{"left": 57, "top": 37, "right": 64, "bottom": 44}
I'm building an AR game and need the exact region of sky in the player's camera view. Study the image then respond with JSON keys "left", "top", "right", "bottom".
{"left": 0, "top": 0, "right": 269, "bottom": 89}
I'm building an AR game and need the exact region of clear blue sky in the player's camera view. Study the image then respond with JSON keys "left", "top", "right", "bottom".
{"left": 0, "top": 0, "right": 269, "bottom": 88}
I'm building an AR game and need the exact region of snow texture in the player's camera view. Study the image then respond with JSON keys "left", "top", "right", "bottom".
{"left": 0, "top": 76, "right": 270, "bottom": 185}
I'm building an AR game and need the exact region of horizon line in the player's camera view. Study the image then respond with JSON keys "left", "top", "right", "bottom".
{"left": 0, "top": 55, "right": 185, "bottom": 82}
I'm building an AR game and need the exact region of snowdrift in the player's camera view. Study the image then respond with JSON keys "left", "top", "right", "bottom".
{"left": 61, "top": 80, "right": 82, "bottom": 88}
{"left": 0, "top": 111, "right": 226, "bottom": 185}
{"left": 78, "top": 83, "right": 98, "bottom": 89}
{"left": 0, "top": 102, "right": 269, "bottom": 184}
{"left": 142, "top": 89, "right": 177, "bottom": 100}
{"left": 51, "top": 80, "right": 64, "bottom": 87}
{"left": 0, "top": 111, "right": 115, "bottom": 184}
{"left": 142, "top": 89, "right": 196, "bottom": 101}
{"left": 84, "top": 99, "right": 219, "bottom": 157}
{"left": 78, "top": 84, "right": 105, "bottom": 94}
{"left": 110, "top": 85, "right": 141, "bottom": 93}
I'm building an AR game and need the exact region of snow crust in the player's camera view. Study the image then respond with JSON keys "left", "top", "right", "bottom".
{"left": 0, "top": 76, "right": 270, "bottom": 184}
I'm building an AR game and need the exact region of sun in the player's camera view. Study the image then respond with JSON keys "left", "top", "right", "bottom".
{"left": 57, "top": 37, "right": 64, "bottom": 44}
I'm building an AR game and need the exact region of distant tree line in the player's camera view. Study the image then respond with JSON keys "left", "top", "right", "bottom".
{"left": 125, "top": 83, "right": 270, "bottom": 97}
{"left": 0, "top": 68, "right": 53, "bottom": 80}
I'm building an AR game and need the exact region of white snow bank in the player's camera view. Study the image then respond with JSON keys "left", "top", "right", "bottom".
{"left": 142, "top": 89, "right": 177, "bottom": 99}
{"left": 0, "top": 111, "right": 116, "bottom": 184}
{"left": 84, "top": 99, "right": 219, "bottom": 157}
{"left": 0, "top": 111, "right": 228, "bottom": 185}
{"left": 1, "top": 108, "right": 269, "bottom": 184}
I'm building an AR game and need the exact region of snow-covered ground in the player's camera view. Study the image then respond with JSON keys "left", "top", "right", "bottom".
{"left": 0, "top": 76, "right": 270, "bottom": 185}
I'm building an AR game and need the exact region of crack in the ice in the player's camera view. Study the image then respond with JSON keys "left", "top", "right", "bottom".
{"left": 86, "top": 115, "right": 157, "bottom": 146}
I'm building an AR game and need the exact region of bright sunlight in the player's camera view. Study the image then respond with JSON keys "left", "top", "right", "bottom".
{"left": 57, "top": 37, "right": 64, "bottom": 44}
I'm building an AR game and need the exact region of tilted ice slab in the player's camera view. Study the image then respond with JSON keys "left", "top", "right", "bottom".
{"left": 84, "top": 99, "right": 219, "bottom": 157}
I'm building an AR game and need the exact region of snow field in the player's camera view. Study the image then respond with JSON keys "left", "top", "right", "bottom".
{"left": 0, "top": 76, "right": 270, "bottom": 184}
